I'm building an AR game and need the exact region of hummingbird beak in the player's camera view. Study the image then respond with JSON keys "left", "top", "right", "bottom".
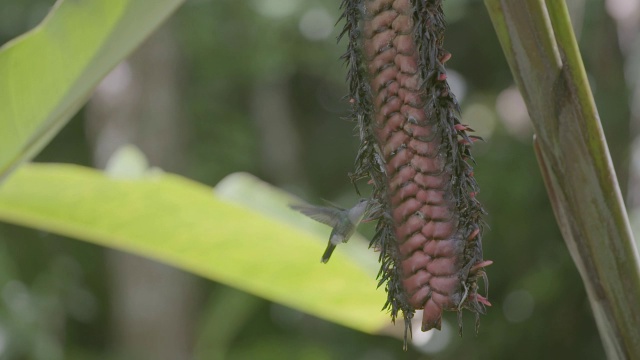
{"left": 362, "top": 200, "right": 384, "bottom": 223}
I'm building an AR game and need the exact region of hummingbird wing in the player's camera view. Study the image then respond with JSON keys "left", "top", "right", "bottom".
{"left": 289, "top": 204, "right": 343, "bottom": 227}
{"left": 320, "top": 198, "right": 347, "bottom": 211}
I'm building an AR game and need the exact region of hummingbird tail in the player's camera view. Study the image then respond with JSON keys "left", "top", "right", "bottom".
{"left": 321, "top": 243, "right": 336, "bottom": 264}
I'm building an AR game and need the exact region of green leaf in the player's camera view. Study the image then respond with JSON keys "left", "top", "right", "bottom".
{"left": 0, "top": 163, "right": 393, "bottom": 335}
{"left": 0, "top": 0, "right": 184, "bottom": 182}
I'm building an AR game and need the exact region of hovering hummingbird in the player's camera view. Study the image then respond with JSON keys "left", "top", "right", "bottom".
{"left": 290, "top": 198, "right": 371, "bottom": 263}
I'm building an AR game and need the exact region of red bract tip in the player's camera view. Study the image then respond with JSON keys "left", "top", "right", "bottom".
{"left": 470, "top": 260, "right": 493, "bottom": 273}
{"left": 459, "top": 136, "right": 482, "bottom": 145}
{"left": 454, "top": 124, "right": 469, "bottom": 131}
{"left": 438, "top": 73, "right": 447, "bottom": 81}
{"left": 475, "top": 295, "right": 492, "bottom": 307}
{"left": 440, "top": 51, "right": 452, "bottom": 64}
{"left": 469, "top": 192, "right": 477, "bottom": 198}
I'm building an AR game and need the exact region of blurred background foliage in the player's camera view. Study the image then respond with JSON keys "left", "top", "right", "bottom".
{"left": 0, "top": 0, "right": 638, "bottom": 359}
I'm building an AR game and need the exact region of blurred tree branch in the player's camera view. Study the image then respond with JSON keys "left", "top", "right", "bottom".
{"left": 484, "top": 0, "right": 640, "bottom": 358}
{"left": 86, "top": 25, "right": 198, "bottom": 359}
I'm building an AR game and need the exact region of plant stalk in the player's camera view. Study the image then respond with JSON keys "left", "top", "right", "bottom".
{"left": 485, "top": 0, "right": 640, "bottom": 358}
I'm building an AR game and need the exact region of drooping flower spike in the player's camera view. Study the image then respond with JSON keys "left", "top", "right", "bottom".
{"left": 338, "top": 0, "right": 491, "bottom": 348}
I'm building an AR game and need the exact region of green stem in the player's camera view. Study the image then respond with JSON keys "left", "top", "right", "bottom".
{"left": 485, "top": 1, "right": 640, "bottom": 358}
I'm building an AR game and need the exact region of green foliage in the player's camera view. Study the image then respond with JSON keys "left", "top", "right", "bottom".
{"left": 0, "top": 0, "right": 184, "bottom": 181}
{"left": 1, "top": 0, "right": 635, "bottom": 358}
{"left": 0, "top": 156, "right": 389, "bottom": 335}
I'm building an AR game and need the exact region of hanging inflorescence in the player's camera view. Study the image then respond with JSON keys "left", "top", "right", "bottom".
{"left": 338, "top": 0, "right": 491, "bottom": 349}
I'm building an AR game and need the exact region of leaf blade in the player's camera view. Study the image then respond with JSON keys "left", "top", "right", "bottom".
{"left": 0, "top": 164, "right": 390, "bottom": 334}
{"left": 0, "top": 0, "right": 184, "bottom": 181}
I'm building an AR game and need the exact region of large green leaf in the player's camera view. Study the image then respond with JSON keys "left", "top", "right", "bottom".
{"left": 0, "top": 0, "right": 184, "bottom": 182}
{"left": 0, "top": 161, "right": 393, "bottom": 335}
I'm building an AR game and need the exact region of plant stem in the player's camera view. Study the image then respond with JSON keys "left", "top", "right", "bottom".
{"left": 485, "top": 0, "right": 640, "bottom": 358}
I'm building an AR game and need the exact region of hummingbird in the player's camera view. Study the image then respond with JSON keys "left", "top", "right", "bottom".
{"left": 290, "top": 198, "right": 371, "bottom": 263}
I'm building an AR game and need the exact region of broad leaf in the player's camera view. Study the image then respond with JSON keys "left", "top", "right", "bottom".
{"left": 0, "top": 162, "right": 392, "bottom": 335}
{"left": 0, "top": 0, "right": 184, "bottom": 181}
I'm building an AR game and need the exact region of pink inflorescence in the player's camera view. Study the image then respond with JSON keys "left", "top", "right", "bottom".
{"left": 341, "top": 0, "right": 491, "bottom": 347}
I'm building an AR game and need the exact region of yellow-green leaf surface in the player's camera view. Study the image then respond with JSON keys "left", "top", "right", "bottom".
{"left": 0, "top": 0, "right": 184, "bottom": 181}
{"left": 0, "top": 163, "right": 391, "bottom": 334}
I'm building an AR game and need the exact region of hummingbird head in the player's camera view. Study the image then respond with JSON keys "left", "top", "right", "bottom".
{"left": 356, "top": 198, "right": 369, "bottom": 210}
{"left": 347, "top": 198, "right": 371, "bottom": 222}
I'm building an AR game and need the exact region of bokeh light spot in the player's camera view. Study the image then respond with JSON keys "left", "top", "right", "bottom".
{"left": 496, "top": 86, "right": 533, "bottom": 140}
{"left": 299, "top": 8, "right": 334, "bottom": 41}
{"left": 411, "top": 311, "right": 451, "bottom": 354}
{"left": 447, "top": 69, "right": 467, "bottom": 103}
{"left": 503, "top": 290, "right": 535, "bottom": 323}
{"left": 462, "top": 103, "right": 496, "bottom": 140}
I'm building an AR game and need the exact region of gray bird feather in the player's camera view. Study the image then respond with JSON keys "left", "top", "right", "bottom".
{"left": 289, "top": 204, "right": 343, "bottom": 228}
{"left": 290, "top": 199, "right": 370, "bottom": 263}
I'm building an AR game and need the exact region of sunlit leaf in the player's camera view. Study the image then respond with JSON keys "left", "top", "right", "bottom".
{"left": 0, "top": 163, "right": 392, "bottom": 335}
{"left": 0, "top": 0, "right": 184, "bottom": 181}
